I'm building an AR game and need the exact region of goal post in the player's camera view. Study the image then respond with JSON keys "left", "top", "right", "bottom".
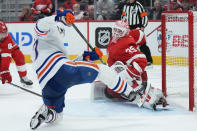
{"left": 161, "top": 11, "right": 197, "bottom": 111}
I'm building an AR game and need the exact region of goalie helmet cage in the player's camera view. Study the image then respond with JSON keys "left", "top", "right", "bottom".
{"left": 161, "top": 11, "right": 197, "bottom": 111}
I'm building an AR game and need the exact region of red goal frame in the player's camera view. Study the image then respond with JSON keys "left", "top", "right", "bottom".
{"left": 161, "top": 11, "right": 195, "bottom": 111}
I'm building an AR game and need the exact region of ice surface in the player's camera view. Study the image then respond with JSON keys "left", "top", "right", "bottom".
{"left": 0, "top": 64, "right": 197, "bottom": 131}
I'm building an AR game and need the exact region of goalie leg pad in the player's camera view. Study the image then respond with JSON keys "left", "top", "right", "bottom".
{"left": 136, "top": 83, "right": 166, "bottom": 110}
{"left": 91, "top": 81, "right": 108, "bottom": 100}
{"left": 91, "top": 81, "right": 126, "bottom": 100}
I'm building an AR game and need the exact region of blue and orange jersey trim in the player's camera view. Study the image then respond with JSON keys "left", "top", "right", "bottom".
{"left": 111, "top": 77, "right": 127, "bottom": 94}
{"left": 36, "top": 51, "right": 67, "bottom": 84}
{"left": 34, "top": 23, "right": 48, "bottom": 36}
{"left": 65, "top": 61, "right": 99, "bottom": 72}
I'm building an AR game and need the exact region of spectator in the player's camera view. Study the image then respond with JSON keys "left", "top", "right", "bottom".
{"left": 177, "top": 0, "right": 195, "bottom": 7}
{"left": 180, "top": 0, "right": 192, "bottom": 10}
{"left": 84, "top": 0, "right": 94, "bottom": 12}
{"left": 113, "top": 0, "right": 120, "bottom": 4}
{"left": 19, "top": 6, "right": 34, "bottom": 21}
{"left": 73, "top": 3, "right": 84, "bottom": 20}
{"left": 148, "top": 0, "right": 163, "bottom": 20}
{"left": 88, "top": 0, "right": 94, "bottom": 5}
{"left": 78, "top": 0, "right": 88, "bottom": 11}
{"left": 83, "top": 5, "right": 94, "bottom": 20}
{"left": 57, "top": 0, "right": 65, "bottom": 8}
{"left": 163, "top": 0, "right": 181, "bottom": 11}
{"left": 96, "top": 0, "right": 115, "bottom": 20}
{"left": 141, "top": 0, "right": 151, "bottom": 7}
{"left": 111, "top": 0, "right": 127, "bottom": 20}
{"left": 161, "top": 0, "right": 169, "bottom": 6}
{"left": 31, "top": 0, "right": 53, "bottom": 20}
{"left": 121, "top": 0, "right": 153, "bottom": 66}
{"left": 194, "top": 0, "right": 197, "bottom": 10}
{"left": 64, "top": 0, "right": 78, "bottom": 10}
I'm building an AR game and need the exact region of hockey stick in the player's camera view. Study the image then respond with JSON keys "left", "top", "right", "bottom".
{"left": 72, "top": 23, "right": 106, "bottom": 65}
{"left": 9, "top": 82, "right": 42, "bottom": 97}
{"left": 146, "top": 24, "right": 161, "bottom": 37}
{"left": 1, "top": 78, "right": 41, "bottom": 97}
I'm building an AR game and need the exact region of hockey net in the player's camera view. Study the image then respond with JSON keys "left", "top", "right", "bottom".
{"left": 161, "top": 11, "right": 197, "bottom": 111}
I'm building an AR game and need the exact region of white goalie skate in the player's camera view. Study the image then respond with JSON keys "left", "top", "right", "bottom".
{"left": 30, "top": 105, "right": 58, "bottom": 130}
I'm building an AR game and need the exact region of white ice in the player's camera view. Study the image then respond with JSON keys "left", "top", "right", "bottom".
{"left": 0, "top": 64, "right": 197, "bottom": 131}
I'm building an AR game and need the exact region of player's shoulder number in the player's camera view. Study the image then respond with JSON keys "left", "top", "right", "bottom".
{"left": 125, "top": 45, "right": 137, "bottom": 54}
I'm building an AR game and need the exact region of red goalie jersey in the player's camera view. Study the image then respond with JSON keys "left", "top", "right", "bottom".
{"left": 107, "top": 21, "right": 147, "bottom": 80}
{"left": 107, "top": 34, "right": 147, "bottom": 80}
{"left": 105, "top": 20, "right": 148, "bottom": 100}
{"left": 129, "top": 29, "right": 146, "bottom": 46}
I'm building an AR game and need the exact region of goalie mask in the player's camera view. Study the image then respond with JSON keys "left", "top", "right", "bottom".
{"left": 55, "top": 8, "right": 75, "bottom": 26}
{"left": 112, "top": 20, "right": 130, "bottom": 42}
{"left": 0, "top": 21, "right": 8, "bottom": 41}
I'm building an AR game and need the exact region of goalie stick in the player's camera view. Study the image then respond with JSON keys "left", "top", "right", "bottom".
{"left": 72, "top": 23, "right": 106, "bottom": 65}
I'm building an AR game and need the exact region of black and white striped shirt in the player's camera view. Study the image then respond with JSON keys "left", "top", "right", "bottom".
{"left": 121, "top": 1, "right": 148, "bottom": 29}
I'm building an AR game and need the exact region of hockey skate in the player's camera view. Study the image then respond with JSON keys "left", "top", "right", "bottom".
{"left": 20, "top": 76, "right": 33, "bottom": 87}
{"left": 30, "top": 105, "right": 55, "bottom": 130}
{"left": 145, "top": 62, "right": 153, "bottom": 70}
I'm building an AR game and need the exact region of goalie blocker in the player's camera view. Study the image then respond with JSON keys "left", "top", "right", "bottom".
{"left": 91, "top": 81, "right": 166, "bottom": 110}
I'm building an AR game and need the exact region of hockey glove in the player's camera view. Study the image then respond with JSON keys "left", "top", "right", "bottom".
{"left": 0, "top": 71, "right": 12, "bottom": 84}
{"left": 83, "top": 51, "right": 99, "bottom": 61}
{"left": 94, "top": 47, "right": 103, "bottom": 58}
{"left": 41, "top": 9, "right": 49, "bottom": 13}
{"left": 56, "top": 8, "right": 75, "bottom": 26}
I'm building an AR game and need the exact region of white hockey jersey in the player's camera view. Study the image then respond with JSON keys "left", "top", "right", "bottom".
{"left": 32, "top": 15, "right": 70, "bottom": 88}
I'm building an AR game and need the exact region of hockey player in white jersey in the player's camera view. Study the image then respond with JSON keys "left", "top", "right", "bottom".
{"left": 30, "top": 8, "right": 150, "bottom": 130}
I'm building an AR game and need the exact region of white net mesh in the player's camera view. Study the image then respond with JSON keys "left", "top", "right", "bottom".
{"left": 164, "top": 11, "right": 197, "bottom": 111}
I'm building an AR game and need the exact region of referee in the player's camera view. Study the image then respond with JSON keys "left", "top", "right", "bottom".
{"left": 121, "top": 0, "right": 153, "bottom": 66}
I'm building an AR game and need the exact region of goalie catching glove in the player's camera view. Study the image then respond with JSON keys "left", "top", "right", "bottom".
{"left": 83, "top": 47, "right": 103, "bottom": 61}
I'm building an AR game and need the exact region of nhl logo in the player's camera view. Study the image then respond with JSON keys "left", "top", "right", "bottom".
{"left": 98, "top": 30, "right": 110, "bottom": 46}
{"left": 95, "top": 27, "right": 112, "bottom": 48}
{"left": 131, "top": 9, "right": 137, "bottom": 14}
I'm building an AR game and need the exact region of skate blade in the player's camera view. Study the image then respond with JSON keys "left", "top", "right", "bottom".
{"left": 22, "top": 83, "right": 33, "bottom": 88}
